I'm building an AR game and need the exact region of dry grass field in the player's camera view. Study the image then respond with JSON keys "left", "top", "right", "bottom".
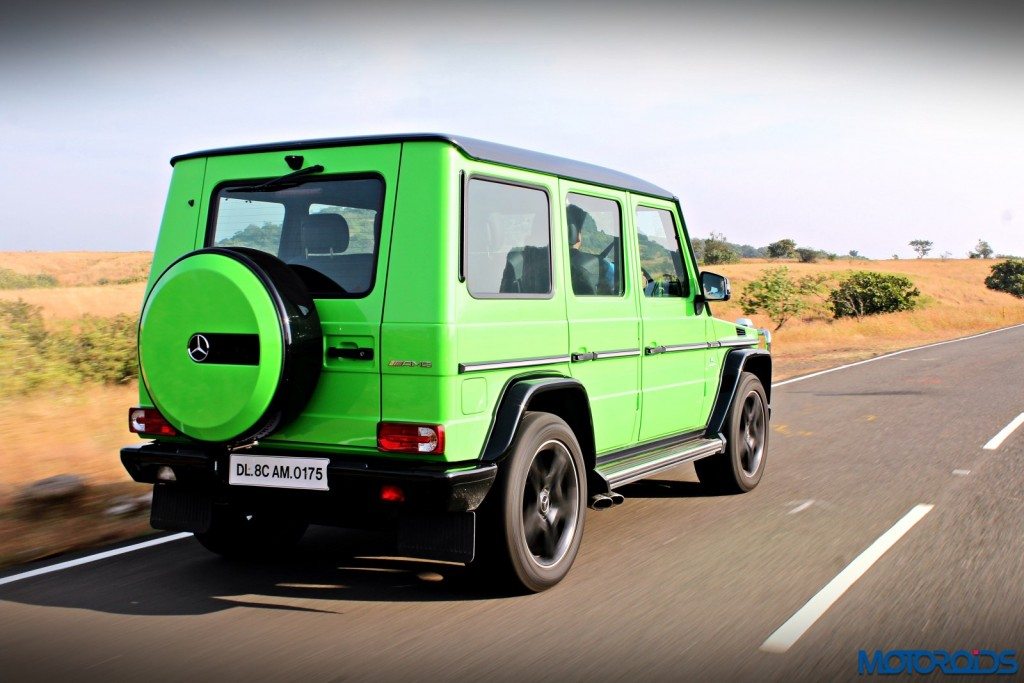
{"left": 0, "top": 251, "right": 151, "bottom": 287}
{"left": 0, "top": 251, "right": 149, "bottom": 325}
{"left": 0, "top": 251, "right": 1022, "bottom": 566}
{"left": 710, "top": 258, "right": 1024, "bottom": 376}
{"left": 0, "top": 283, "right": 146, "bottom": 325}
{"left": 0, "top": 384, "right": 142, "bottom": 491}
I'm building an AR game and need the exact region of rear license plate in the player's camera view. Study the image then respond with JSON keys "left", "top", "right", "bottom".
{"left": 229, "top": 455, "right": 329, "bottom": 491}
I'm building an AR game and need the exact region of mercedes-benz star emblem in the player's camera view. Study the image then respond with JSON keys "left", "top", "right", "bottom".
{"left": 187, "top": 334, "right": 210, "bottom": 362}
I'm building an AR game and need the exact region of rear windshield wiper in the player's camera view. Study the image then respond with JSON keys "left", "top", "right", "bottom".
{"left": 226, "top": 164, "right": 325, "bottom": 193}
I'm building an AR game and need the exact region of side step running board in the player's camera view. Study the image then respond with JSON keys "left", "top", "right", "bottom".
{"left": 596, "top": 436, "right": 725, "bottom": 489}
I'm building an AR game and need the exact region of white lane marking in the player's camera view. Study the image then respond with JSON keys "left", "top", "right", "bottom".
{"left": 760, "top": 504, "right": 933, "bottom": 654}
{"left": 772, "top": 323, "right": 1024, "bottom": 388}
{"left": 983, "top": 413, "right": 1024, "bottom": 450}
{"left": 0, "top": 533, "right": 192, "bottom": 587}
{"left": 788, "top": 500, "right": 814, "bottom": 514}
{"left": 952, "top": 469, "right": 971, "bottom": 476}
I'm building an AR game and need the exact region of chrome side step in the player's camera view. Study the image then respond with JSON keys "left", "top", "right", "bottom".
{"left": 596, "top": 436, "right": 725, "bottom": 489}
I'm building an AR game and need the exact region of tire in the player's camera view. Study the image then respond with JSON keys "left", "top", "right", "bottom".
{"left": 695, "top": 371, "right": 768, "bottom": 493}
{"left": 195, "top": 505, "right": 308, "bottom": 560}
{"left": 479, "top": 412, "right": 587, "bottom": 592}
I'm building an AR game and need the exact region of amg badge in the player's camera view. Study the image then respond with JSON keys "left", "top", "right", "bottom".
{"left": 388, "top": 360, "right": 433, "bottom": 368}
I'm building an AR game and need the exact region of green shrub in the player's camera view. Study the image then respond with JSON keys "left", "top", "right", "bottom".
{"left": 0, "top": 268, "right": 58, "bottom": 289}
{"left": 739, "top": 267, "right": 828, "bottom": 330}
{"left": 699, "top": 232, "right": 741, "bottom": 265}
{"left": 795, "top": 248, "right": 819, "bottom": 263}
{"left": 829, "top": 271, "right": 920, "bottom": 319}
{"left": 51, "top": 315, "right": 138, "bottom": 384}
{"left": 984, "top": 258, "right": 1024, "bottom": 298}
{"left": 0, "top": 300, "right": 138, "bottom": 395}
{"left": 766, "top": 239, "right": 796, "bottom": 259}
{"left": 96, "top": 275, "right": 147, "bottom": 286}
{"left": 0, "top": 300, "right": 61, "bottom": 393}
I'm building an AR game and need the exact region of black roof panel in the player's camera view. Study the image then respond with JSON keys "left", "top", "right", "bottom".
{"left": 170, "top": 133, "right": 674, "bottom": 199}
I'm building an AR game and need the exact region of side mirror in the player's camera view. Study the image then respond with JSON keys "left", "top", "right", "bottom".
{"left": 700, "top": 271, "right": 731, "bottom": 301}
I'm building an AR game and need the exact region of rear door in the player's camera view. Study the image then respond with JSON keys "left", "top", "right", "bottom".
{"left": 559, "top": 180, "right": 640, "bottom": 453}
{"left": 628, "top": 197, "right": 709, "bottom": 441}
{"left": 201, "top": 144, "right": 401, "bottom": 451}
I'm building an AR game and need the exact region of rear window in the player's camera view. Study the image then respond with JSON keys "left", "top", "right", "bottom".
{"left": 209, "top": 176, "right": 383, "bottom": 297}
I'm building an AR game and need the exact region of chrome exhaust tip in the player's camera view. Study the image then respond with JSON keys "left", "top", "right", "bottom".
{"left": 609, "top": 492, "right": 625, "bottom": 506}
{"left": 589, "top": 494, "right": 614, "bottom": 510}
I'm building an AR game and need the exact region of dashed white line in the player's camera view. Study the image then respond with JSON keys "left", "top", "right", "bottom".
{"left": 788, "top": 500, "right": 814, "bottom": 514}
{"left": 760, "top": 504, "right": 934, "bottom": 654}
{"left": 983, "top": 413, "right": 1024, "bottom": 450}
{"left": 952, "top": 469, "right": 971, "bottom": 476}
{"left": 0, "top": 533, "right": 192, "bottom": 587}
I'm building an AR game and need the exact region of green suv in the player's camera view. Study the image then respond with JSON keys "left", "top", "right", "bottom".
{"left": 121, "top": 134, "right": 772, "bottom": 591}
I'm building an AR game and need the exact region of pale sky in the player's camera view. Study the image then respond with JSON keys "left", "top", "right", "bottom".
{"left": 1, "top": 1, "right": 1022, "bottom": 258}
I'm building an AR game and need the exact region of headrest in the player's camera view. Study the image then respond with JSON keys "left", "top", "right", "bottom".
{"left": 301, "top": 213, "right": 349, "bottom": 256}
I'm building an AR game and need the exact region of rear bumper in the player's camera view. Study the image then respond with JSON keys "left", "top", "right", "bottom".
{"left": 120, "top": 442, "right": 497, "bottom": 515}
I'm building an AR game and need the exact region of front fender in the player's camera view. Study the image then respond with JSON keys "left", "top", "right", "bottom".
{"left": 704, "top": 349, "right": 772, "bottom": 438}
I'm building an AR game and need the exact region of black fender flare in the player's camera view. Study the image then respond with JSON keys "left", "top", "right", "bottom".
{"left": 704, "top": 349, "right": 772, "bottom": 438}
{"left": 479, "top": 376, "right": 595, "bottom": 464}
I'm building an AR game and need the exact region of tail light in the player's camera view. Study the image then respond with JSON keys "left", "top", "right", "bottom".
{"left": 377, "top": 422, "right": 444, "bottom": 454}
{"left": 380, "top": 484, "right": 405, "bottom": 503}
{"left": 129, "top": 407, "right": 178, "bottom": 437}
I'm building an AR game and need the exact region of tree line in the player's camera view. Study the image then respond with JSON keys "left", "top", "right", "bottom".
{"left": 695, "top": 234, "right": 1007, "bottom": 265}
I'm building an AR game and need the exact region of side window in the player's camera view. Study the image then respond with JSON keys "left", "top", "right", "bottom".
{"left": 635, "top": 206, "right": 689, "bottom": 298}
{"left": 465, "top": 178, "right": 551, "bottom": 298}
{"left": 566, "top": 193, "right": 623, "bottom": 296}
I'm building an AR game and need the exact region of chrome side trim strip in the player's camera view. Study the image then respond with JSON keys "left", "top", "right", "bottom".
{"left": 464, "top": 340, "right": 752, "bottom": 371}
{"left": 716, "top": 339, "right": 759, "bottom": 348}
{"left": 458, "top": 354, "right": 571, "bottom": 374}
{"left": 596, "top": 348, "right": 642, "bottom": 359}
{"left": 662, "top": 342, "right": 711, "bottom": 353}
{"left": 646, "top": 342, "right": 707, "bottom": 355}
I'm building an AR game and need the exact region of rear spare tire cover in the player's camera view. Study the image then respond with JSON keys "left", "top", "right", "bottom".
{"left": 138, "top": 247, "right": 322, "bottom": 444}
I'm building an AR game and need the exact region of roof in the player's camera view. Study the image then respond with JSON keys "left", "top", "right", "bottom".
{"left": 169, "top": 133, "right": 675, "bottom": 199}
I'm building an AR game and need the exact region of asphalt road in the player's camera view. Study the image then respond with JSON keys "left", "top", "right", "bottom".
{"left": 2, "top": 325, "right": 1023, "bottom": 682}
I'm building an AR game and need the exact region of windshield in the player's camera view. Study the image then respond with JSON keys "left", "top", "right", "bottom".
{"left": 208, "top": 176, "right": 384, "bottom": 297}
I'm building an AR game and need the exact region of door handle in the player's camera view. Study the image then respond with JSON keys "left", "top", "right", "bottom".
{"left": 327, "top": 347, "right": 374, "bottom": 361}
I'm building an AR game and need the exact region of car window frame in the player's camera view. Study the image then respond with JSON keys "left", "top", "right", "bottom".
{"left": 633, "top": 202, "right": 692, "bottom": 299}
{"left": 461, "top": 173, "right": 555, "bottom": 301}
{"left": 204, "top": 171, "right": 386, "bottom": 300}
{"left": 564, "top": 190, "right": 626, "bottom": 299}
